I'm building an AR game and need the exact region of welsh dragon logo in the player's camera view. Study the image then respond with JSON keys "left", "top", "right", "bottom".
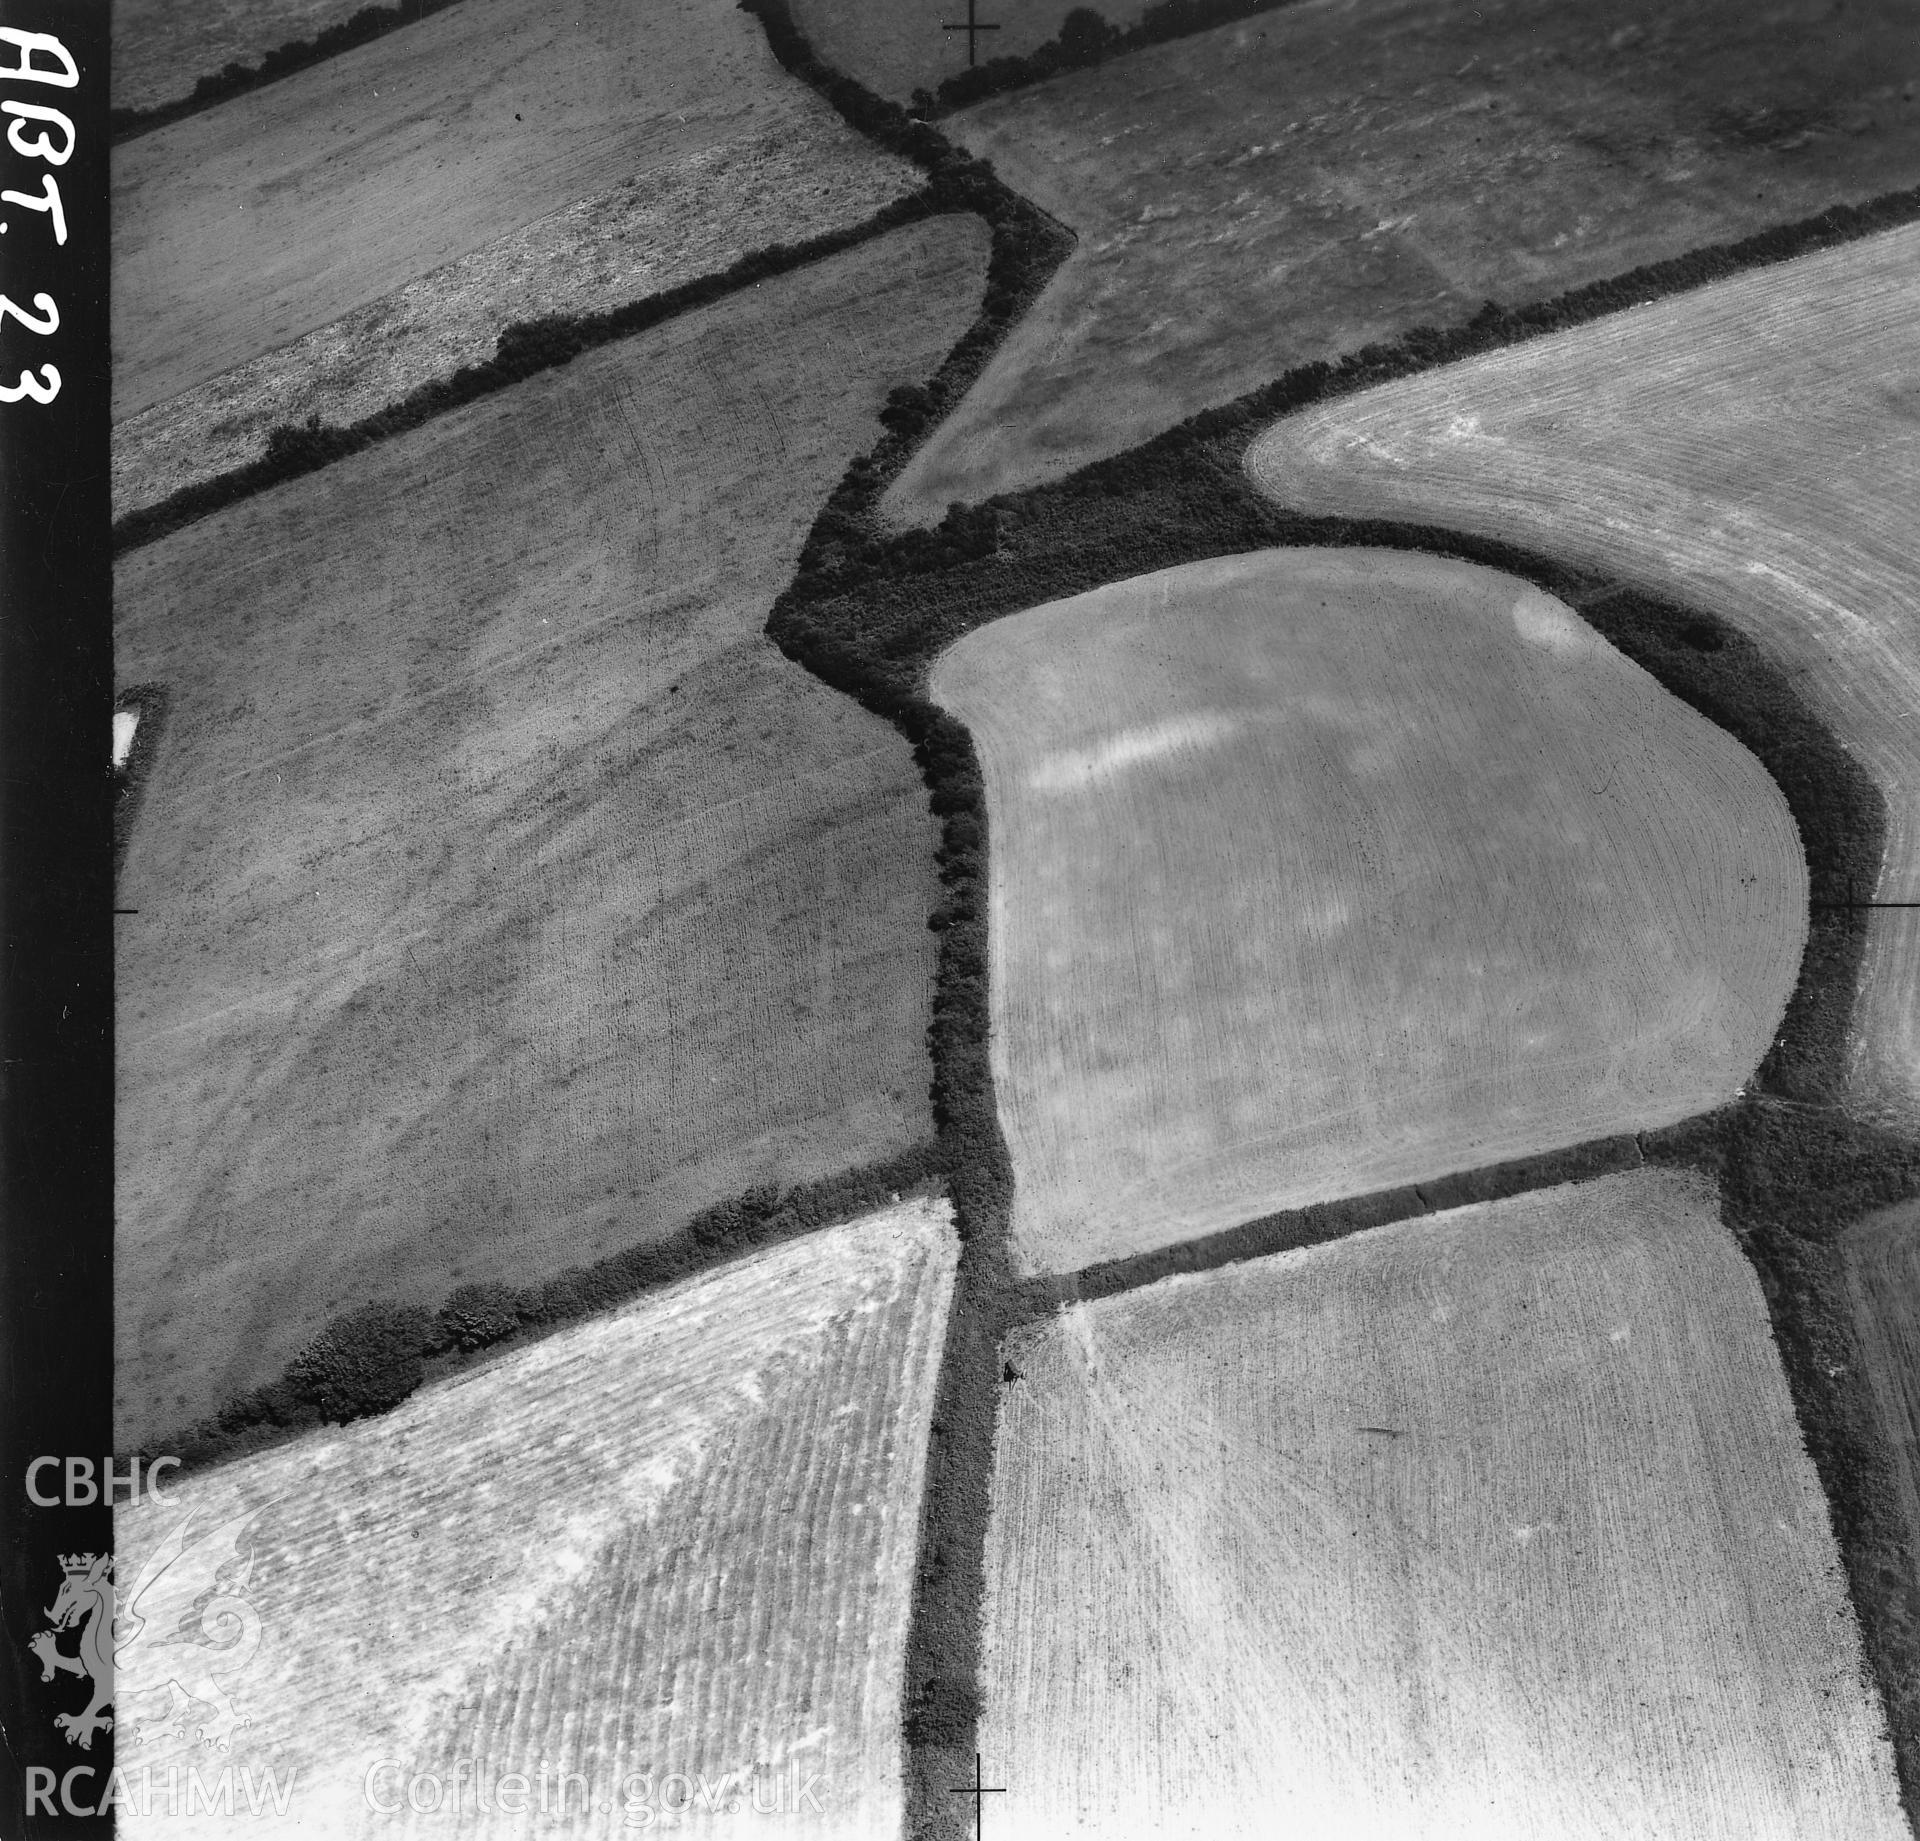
{"left": 30, "top": 1509, "right": 266, "bottom": 1752}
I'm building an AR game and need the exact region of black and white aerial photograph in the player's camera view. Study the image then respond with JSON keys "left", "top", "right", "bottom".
{"left": 6, "top": 0, "right": 1920, "bottom": 1831}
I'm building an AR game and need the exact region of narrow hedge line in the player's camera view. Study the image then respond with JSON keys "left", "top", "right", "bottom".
{"left": 132, "top": 1142, "right": 944, "bottom": 1480}
{"left": 783, "top": 179, "right": 1920, "bottom": 610}
{"left": 1018, "top": 1131, "right": 1649, "bottom": 1315}
{"left": 769, "top": 381, "right": 1920, "bottom": 1820}
{"left": 921, "top": 0, "right": 1299, "bottom": 117}
{"left": 112, "top": 0, "right": 472, "bottom": 144}
{"left": 111, "top": 189, "right": 945, "bottom": 556}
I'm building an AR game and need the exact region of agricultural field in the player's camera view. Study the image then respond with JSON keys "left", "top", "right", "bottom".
{"left": 113, "top": 218, "right": 988, "bottom": 1451}
{"left": 113, "top": 0, "right": 377, "bottom": 114}
{"left": 787, "top": 0, "right": 1159, "bottom": 109}
{"left": 1247, "top": 222, "right": 1920, "bottom": 1122}
{"left": 885, "top": 0, "right": 1920, "bottom": 522}
{"left": 112, "top": 1199, "right": 958, "bottom": 1839}
{"left": 112, "top": 0, "right": 921, "bottom": 424}
{"left": 1845, "top": 1199, "right": 1920, "bottom": 1556}
{"left": 113, "top": 125, "right": 922, "bottom": 517}
{"left": 980, "top": 1168, "right": 1904, "bottom": 1838}
{"left": 929, "top": 547, "right": 1803, "bottom": 1276}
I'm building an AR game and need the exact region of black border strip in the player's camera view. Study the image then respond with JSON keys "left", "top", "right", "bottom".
{"left": 1, "top": 3, "right": 114, "bottom": 1834}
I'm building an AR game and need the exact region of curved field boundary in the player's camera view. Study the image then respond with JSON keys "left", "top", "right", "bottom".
{"left": 112, "top": 0, "right": 1920, "bottom": 1824}
{"left": 931, "top": 548, "right": 1806, "bottom": 1275}
{"left": 1246, "top": 224, "right": 1920, "bottom": 1126}
{"left": 748, "top": 194, "right": 1920, "bottom": 1821}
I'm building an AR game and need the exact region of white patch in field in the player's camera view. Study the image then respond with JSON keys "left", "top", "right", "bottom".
{"left": 112, "top": 708, "right": 138, "bottom": 768}
{"left": 1444, "top": 412, "right": 1483, "bottom": 441}
{"left": 1029, "top": 712, "right": 1238, "bottom": 793}
{"left": 1510, "top": 588, "right": 1592, "bottom": 656}
{"left": 1610, "top": 1325, "right": 1631, "bottom": 1346}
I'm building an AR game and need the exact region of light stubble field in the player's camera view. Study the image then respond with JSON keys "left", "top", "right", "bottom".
{"left": 1247, "top": 222, "right": 1920, "bottom": 1124}
{"left": 886, "top": 0, "right": 1920, "bottom": 522}
{"left": 114, "top": 219, "right": 988, "bottom": 1450}
{"left": 113, "top": 123, "right": 922, "bottom": 518}
{"left": 931, "top": 547, "right": 1804, "bottom": 1275}
{"left": 112, "top": 0, "right": 920, "bottom": 428}
{"left": 980, "top": 1168, "right": 1904, "bottom": 1839}
{"left": 114, "top": 1199, "right": 958, "bottom": 1840}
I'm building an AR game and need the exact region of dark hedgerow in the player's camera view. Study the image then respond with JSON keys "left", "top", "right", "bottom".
{"left": 112, "top": 0, "right": 474, "bottom": 144}
{"left": 929, "top": 0, "right": 1302, "bottom": 115}
{"left": 140, "top": 1141, "right": 943, "bottom": 1478}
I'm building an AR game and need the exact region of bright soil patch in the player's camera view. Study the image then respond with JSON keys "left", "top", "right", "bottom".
{"left": 113, "top": 0, "right": 377, "bottom": 114}
{"left": 885, "top": 0, "right": 1920, "bottom": 521}
{"left": 1247, "top": 222, "right": 1920, "bottom": 1121}
{"left": 1845, "top": 1198, "right": 1920, "bottom": 1556}
{"left": 980, "top": 1168, "right": 1904, "bottom": 1839}
{"left": 930, "top": 547, "right": 1804, "bottom": 1276}
{"left": 111, "top": 0, "right": 919, "bottom": 423}
{"left": 113, "top": 1198, "right": 957, "bottom": 1840}
{"left": 113, "top": 125, "right": 921, "bottom": 518}
{"left": 113, "top": 219, "right": 987, "bottom": 1450}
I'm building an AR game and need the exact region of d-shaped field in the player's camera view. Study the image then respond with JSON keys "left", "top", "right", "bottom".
{"left": 929, "top": 548, "right": 1804, "bottom": 1274}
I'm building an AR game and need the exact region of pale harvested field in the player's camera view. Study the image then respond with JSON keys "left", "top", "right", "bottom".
{"left": 930, "top": 548, "right": 1803, "bottom": 1275}
{"left": 1249, "top": 223, "right": 1920, "bottom": 1122}
{"left": 114, "top": 220, "right": 987, "bottom": 1450}
{"left": 111, "top": 0, "right": 919, "bottom": 422}
{"left": 113, "top": 1199, "right": 957, "bottom": 1840}
{"left": 114, "top": 0, "right": 376, "bottom": 114}
{"left": 885, "top": 0, "right": 1920, "bottom": 522}
{"left": 1845, "top": 1199, "right": 1920, "bottom": 1554}
{"left": 113, "top": 126, "right": 921, "bottom": 517}
{"left": 981, "top": 1168, "right": 1904, "bottom": 1839}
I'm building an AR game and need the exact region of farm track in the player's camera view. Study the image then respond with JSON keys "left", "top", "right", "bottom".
{"left": 112, "top": 1200, "right": 958, "bottom": 1840}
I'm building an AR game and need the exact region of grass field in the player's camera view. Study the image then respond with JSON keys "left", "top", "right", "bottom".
{"left": 112, "top": 1199, "right": 957, "bottom": 1838}
{"left": 113, "top": 0, "right": 376, "bottom": 114}
{"left": 1248, "top": 222, "right": 1920, "bottom": 1124}
{"left": 980, "top": 1168, "right": 1903, "bottom": 1838}
{"left": 113, "top": 218, "right": 987, "bottom": 1452}
{"left": 112, "top": 0, "right": 919, "bottom": 424}
{"left": 883, "top": 0, "right": 1920, "bottom": 522}
{"left": 113, "top": 124, "right": 921, "bottom": 517}
{"left": 1845, "top": 1199, "right": 1920, "bottom": 1559}
{"left": 929, "top": 547, "right": 1803, "bottom": 1275}
{"left": 787, "top": 0, "right": 1160, "bottom": 107}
